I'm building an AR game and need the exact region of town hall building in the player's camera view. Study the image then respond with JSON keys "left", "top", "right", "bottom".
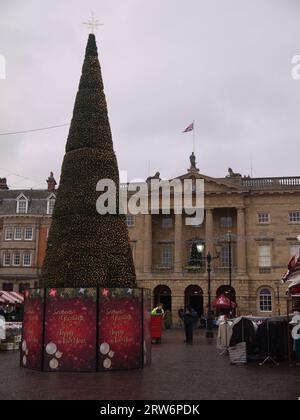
{"left": 1, "top": 157, "right": 300, "bottom": 321}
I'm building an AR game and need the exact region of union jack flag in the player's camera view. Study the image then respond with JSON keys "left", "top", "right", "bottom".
{"left": 282, "top": 255, "right": 300, "bottom": 283}
{"left": 182, "top": 122, "right": 194, "bottom": 133}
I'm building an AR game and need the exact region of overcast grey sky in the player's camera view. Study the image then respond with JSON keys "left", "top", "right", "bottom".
{"left": 0, "top": 0, "right": 300, "bottom": 189}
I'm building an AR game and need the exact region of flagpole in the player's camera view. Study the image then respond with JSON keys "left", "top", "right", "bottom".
{"left": 193, "top": 120, "right": 195, "bottom": 153}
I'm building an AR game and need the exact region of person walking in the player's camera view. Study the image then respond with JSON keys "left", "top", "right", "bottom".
{"left": 184, "top": 307, "right": 195, "bottom": 344}
{"left": 151, "top": 302, "right": 165, "bottom": 316}
{"left": 190, "top": 307, "right": 199, "bottom": 329}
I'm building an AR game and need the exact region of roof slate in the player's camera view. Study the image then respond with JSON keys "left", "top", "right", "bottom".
{"left": 0, "top": 190, "right": 55, "bottom": 215}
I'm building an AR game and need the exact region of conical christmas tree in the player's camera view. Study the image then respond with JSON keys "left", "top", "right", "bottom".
{"left": 40, "top": 34, "right": 136, "bottom": 288}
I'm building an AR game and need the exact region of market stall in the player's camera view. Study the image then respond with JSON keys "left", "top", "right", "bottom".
{"left": 0, "top": 291, "right": 24, "bottom": 351}
{"left": 218, "top": 251, "right": 300, "bottom": 366}
{"left": 281, "top": 252, "right": 300, "bottom": 364}
{"left": 0, "top": 322, "right": 22, "bottom": 351}
{"left": 282, "top": 253, "right": 300, "bottom": 312}
{"left": 217, "top": 316, "right": 291, "bottom": 365}
{"left": 212, "top": 294, "right": 237, "bottom": 317}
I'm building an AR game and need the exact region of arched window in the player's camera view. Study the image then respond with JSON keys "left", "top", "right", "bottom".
{"left": 215, "top": 285, "right": 237, "bottom": 316}
{"left": 185, "top": 285, "right": 203, "bottom": 316}
{"left": 153, "top": 285, "right": 172, "bottom": 311}
{"left": 216, "top": 285, "right": 236, "bottom": 302}
{"left": 259, "top": 288, "right": 272, "bottom": 312}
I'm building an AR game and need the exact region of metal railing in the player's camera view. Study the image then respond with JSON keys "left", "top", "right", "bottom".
{"left": 152, "top": 263, "right": 239, "bottom": 275}
{"left": 183, "top": 264, "right": 206, "bottom": 273}
{"left": 152, "top": 264, "right": 174, "bottom": 272}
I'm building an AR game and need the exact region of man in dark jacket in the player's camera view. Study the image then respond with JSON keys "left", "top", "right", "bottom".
{"left": 184, "top": 308, "right": 195, "bottom": 344}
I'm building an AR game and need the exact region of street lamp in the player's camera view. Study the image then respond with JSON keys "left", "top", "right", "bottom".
{"left": 227, "top": 231, "right": 233, "bottom": 317}
{"left": 196, "top": 243, "right": 214, "bottom": 338}
{"left": 227, "top": 232, "right": 232, "bottom": 289}
{"left": 276, "top": 283, "right": 281, "bottom": 316}
{"left": 196, "top": 243, "right": 205, "bottom": 254}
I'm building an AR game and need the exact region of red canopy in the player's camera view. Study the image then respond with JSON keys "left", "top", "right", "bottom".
{"left": 212, "top": 294, "right": 237, "bottom": 309}
{"left": 0, "top": 291, "right": 24, "bottom": 305}
{"left": 290, "top": 283, "right": 300, "bottom": 296}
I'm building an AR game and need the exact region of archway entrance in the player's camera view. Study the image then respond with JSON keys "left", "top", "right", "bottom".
{"left": 185, "top": 285, "right": 204, "bottom": 316}
{"left": 153, "top": 285, "right": 172, "bottom": 311}
{"left": 216, "top": 285, "right": 236, "bottom": 316}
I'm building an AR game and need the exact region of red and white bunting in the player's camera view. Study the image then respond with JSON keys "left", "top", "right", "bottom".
{"left": 0, "top": 291, "right": 24, "bottom": 305}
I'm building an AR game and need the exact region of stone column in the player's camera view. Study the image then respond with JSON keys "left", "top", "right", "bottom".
{"left": 174, "top": 214, "right": 183, "bottom": 272}
{"left": 143, "top": 214, "right": 152, "bottom": 273}
{"left": 237, "top": 207, "right": 247, "bottom": 273}
{"left": 205, "top": 208, "right": 214, "bottom": 255}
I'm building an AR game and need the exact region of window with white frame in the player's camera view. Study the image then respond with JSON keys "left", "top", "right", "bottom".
{"left": 220, "top": 217, "right": 233, "bottom": 228}
{"left": 5, "top": 227, "right": 13, "bottom": 241}
{"left": 3, "top": 251, "right": 11, "bottom": 266}
{"left": 24, "top": 227, "right": 33, "bottom": 241}
{"left": 161, "top": 244, "right": 173, "bottom": 268}
{"left": 16, "top": 196, "right": 28, "bottom": 214}
{"left": 13, "top": 251, "right": 21, "bottom": 266}
{"left": 220, "top": 246, "right": 230, "bottom": 267}
{"left": 258, "top": 245, "right": 271, "bottom": 271}
{"left": 47, "top": 196, "right": 56, "bottom": 215}
{"left": 14, "top": 227, "right": 23, "bottom": 240}
{"left": 126, "top": 214, "right": 135, "bottom": 227}
{"left": 162, "top": 217, "right": 173, "bottom": 229}
{"left": 290, "top": 244, "right": 300, "bottom": 258}
{"left": 289, "top": 212, "right": 300, "bottom": 223}
{"left": 259, "top": 288, "right": 273, "bottom": 312}
{"left": 258, "top": 212, "right": 270, "bottom": 224}
{"left": 23, "top": 252, "right": 32, "bottom": 267}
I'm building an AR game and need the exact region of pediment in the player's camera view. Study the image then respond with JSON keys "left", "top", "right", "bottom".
{"left": 16, "top": 193, "right": 29, "bottom": 201}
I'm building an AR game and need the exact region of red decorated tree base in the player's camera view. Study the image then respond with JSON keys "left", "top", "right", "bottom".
{"left": 21, "top": 288, "right": 151, "bottom": 372}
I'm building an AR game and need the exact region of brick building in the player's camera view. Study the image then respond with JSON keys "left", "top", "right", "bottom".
{"left": 1, "top": 160, "right": 300, "bottom": 319}
{"left": 0, "top": 174, "right": 55, "bottom": 293}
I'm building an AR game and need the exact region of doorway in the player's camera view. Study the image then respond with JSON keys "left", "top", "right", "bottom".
{"left": 185, "top": 285, "right": 204, "bottom": 316}
{"left": 153, "top": 285, "right": 172, "bottom": 311}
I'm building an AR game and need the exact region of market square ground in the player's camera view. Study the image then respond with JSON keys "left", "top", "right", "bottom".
{"left": 0, "top": 329, "right": 299, "bottom": 400}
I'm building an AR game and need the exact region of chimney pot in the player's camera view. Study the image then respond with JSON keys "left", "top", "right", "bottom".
{"left": 0, "top": 177, "right": 9, "bottom": 190}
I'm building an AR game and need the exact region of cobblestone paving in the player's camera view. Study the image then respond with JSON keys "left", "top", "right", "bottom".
{"left": 0, "top": 329, "right": 299, "bottom": 400}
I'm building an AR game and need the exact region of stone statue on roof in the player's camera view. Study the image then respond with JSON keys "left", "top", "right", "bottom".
{"left": 188, "top": 152, "right": 199, "bottom": 173}
{"left": 226, "top": 168, "right": 242, "bottom": 178}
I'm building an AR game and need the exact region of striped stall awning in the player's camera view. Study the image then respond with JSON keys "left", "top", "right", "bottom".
{"left": 0, "top": 291, "right": 24, "bottom": 305}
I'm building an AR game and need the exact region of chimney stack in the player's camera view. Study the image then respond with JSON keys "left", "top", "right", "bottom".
{"left": 47, "top": 172, "right": 57, "bottom": 192}
{"left": 0, "top": 178, "right": 9, "bottom": 190}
